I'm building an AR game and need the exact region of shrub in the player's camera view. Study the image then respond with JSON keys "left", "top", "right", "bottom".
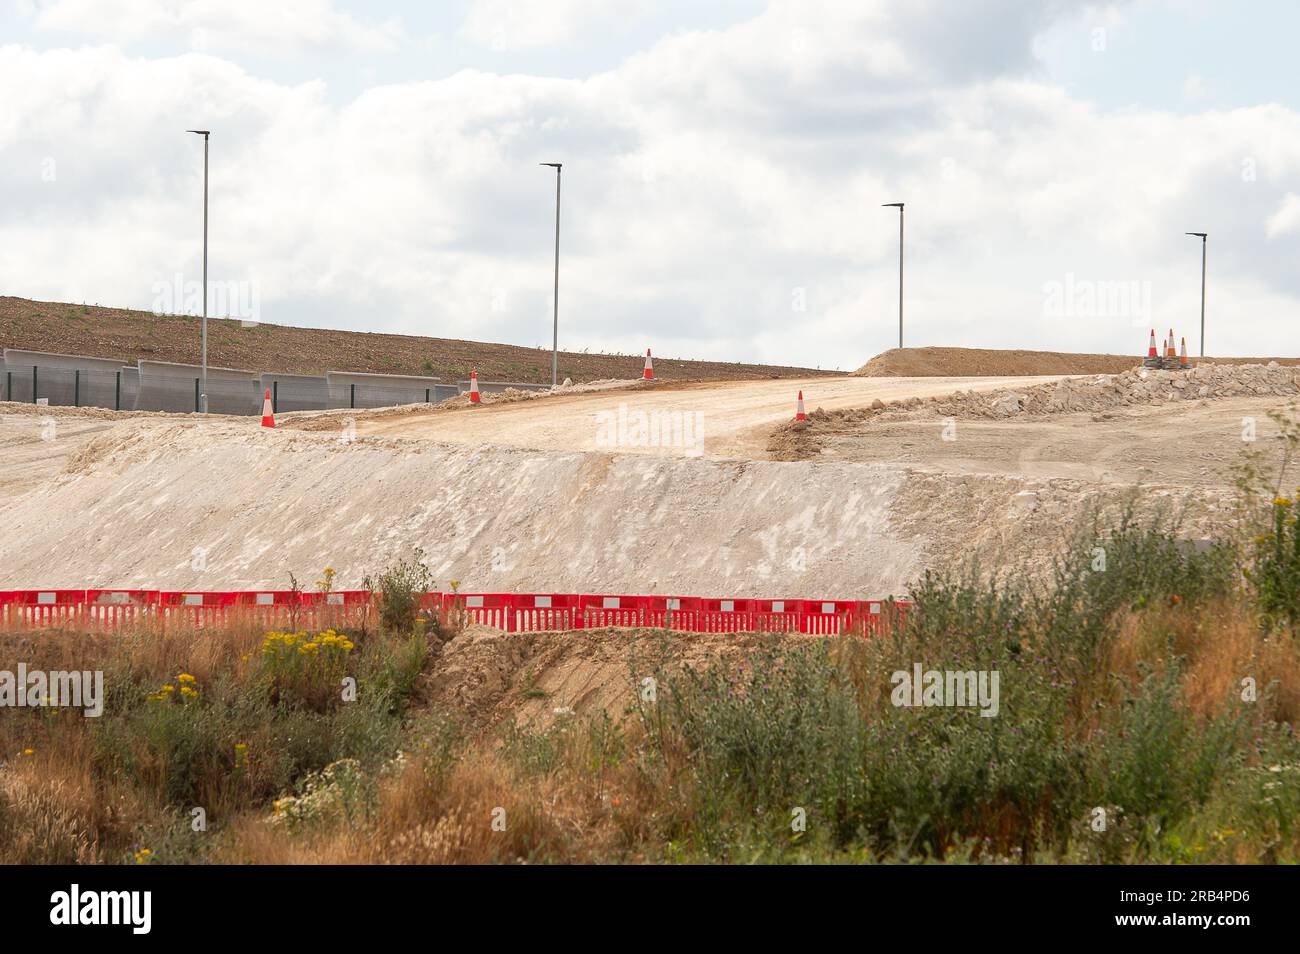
{"left": 271, "top": 758, "right": 375, "bottom": 831}
{"left": 365, "top": 551, "right": 434, "bottom": 635}
{"left": 260, "top": 629, "right": 355, "bottom": 710}
{"left": 1248, "top": 494, "right": 1300, "bottom": 631}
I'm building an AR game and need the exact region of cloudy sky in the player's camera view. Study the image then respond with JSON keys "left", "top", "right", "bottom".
{"left": 2, "top": 0, "right": 1299, "bottom": 368}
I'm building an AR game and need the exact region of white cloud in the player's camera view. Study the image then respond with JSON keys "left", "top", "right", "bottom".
{"left": 3, "top": 1, "right": 1300, "bottom": 368}
{"left": 461, "top": 0, "right": 655, "bottom": 50}
{"left": 1266, "top": 192, "right": 1300, "bottom": 238}
{"left": 23, "top": 0, "right": 401, "bottom": 53}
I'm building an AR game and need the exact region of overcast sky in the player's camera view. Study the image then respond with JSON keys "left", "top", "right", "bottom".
{"left": 3, "top": 0, "right": 1299, "bottom": 368}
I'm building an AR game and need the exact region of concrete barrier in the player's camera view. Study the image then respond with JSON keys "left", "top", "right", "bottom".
{"left": 325, "top": 371, "right": 448, "bottom": 409}
{"left": 260, "top": 373, "right": 329, "bottom": 412}
{"left": 3, "top": 349, "right": 132, "bottom": 409}
{"left": 135, "top": 360, "right": 260, "bottom": 415}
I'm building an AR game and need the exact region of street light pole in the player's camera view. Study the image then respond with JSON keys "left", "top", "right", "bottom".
{"left": 1186, "top": 232, "right": 1207, "bottom": 357}
{"left": 541, "top": 162, "right": 562, "bottom": 388}
{"left": 188, "top": 129, "right": 211, "bottom": 412}
{"left": 883, "top": 202, "right": 904, "bottom": 349}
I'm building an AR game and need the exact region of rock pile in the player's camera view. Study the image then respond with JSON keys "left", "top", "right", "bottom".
{"left": 928, "top": 363, "right": 1300, "bottom": 419}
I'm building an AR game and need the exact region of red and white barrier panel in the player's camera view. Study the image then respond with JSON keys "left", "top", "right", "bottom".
{"left": 0, "top": 589, "right": 374, "bottom": 629}
{"left": 0, "top": 590, "right": 909, "bottom": 634}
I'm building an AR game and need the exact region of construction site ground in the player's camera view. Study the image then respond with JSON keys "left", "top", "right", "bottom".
{"left": 3, "top": 357, "right": 1296, "bottom": 604}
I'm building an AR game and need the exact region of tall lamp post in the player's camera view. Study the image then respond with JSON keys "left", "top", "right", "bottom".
{"left": 187, "top": 129, "right": 211, "bottom": 412}
{"left": 541, "top": 162, "right": 562, "bottom": 388}
{"left": 883, "top": 202, "right": 904, "bottom": 349}
{"left": 1185, "top": 231, "right": 1207, "bottom": 357}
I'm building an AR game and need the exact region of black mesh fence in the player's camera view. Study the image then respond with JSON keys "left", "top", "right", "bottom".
{"left": 133, "top": 374, "right": 262, "bottom": 415}
{"left": 1, "top": 363, "right": 510, "bottom": 414}
{"left": 263, "top": 377, "right": 329, "bottom": 413}
{"left": 2, "top": 367, "right": 133, "bottom": 410}
{"left": 327, "top": 383, "right": 459, "bottom": 409}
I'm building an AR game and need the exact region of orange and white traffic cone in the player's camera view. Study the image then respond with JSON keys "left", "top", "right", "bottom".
{"left": 1147, "top": 329, "right": 1158, "bottom": 359}
{"left": 795, "top": 390, "right": 807, "bottom": 421}
{"left": 643, "top": 348, "right": 654, "bottom": 380}
{"left": 469, "top": 371, "right": 481, "bottom": 404}
{"left": 1167, "top": 329, "right": 1177, "bottom": 360}
{"left": 260, "top": 388, "right": 275, "bottom": 428}
{"left": 1179, "top": 336, "right": 1190, "bottom": 369}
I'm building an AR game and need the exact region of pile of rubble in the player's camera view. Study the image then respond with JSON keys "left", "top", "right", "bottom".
{"left": 929, "top": 362, "right": 1300, "bottom": 419}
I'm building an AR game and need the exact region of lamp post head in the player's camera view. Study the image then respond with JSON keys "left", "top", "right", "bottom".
{"left": 883, "top": 202, "right": 903, "bottom": 208}
{"left": 540, "top": 162, "right": 562, "bottom": 169}
{"left": 1186, "top": 231, "right": 1207, "bottom": 239}
{"left": 187, "top": 129, "right": 210, "bottom": 137}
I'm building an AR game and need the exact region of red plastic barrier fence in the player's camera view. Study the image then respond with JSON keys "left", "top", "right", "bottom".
{"left": 84, "top": 589, "right": 160, "bottom": 628}
{"left": 298, "top": 590, "right": 373, "bottom": 629}
{"left": 576, "top": 594, "right": 648, "bottom": 630}
{"left": 0, "top": 589, "right": 86, "bottom": 627}
{"left": 446, "top": 593, "right": 514, "bottom": 631}
{"left": 0, "top": 589, "right": 910, "bottom": 635}
{"left": 512, "top": 593, "right": 582, "bottom": 633}
{"left": 799, "top": 599, "right": 860, "bottom": 635}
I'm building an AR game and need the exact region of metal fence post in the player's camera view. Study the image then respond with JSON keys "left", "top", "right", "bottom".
{"left": 5, "top": 371, "right": 10, "bottom": 401}
{"left": 273, "top": 380, "right": 279, "bottom": 414}
{"left": 350, "top": 383, "right": 355, "bottom": 409}
{"left": 32, "top": 366, "right": 38, "bottom": 404}
{"left": 425, "top": 387, "right": 430, "bottom": 403}
{"left": 115, "top": 371, "right": 121, "bottom": 411}
{"left": 194, "top": 378, "right": 200, "bottom": 413}
{"left": 74, "top": 369, "right": 81, "bottom": 407}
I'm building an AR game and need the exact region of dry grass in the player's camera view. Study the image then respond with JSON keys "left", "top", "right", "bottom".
{"left": 0, "top": 737, "right": 153, "bottom": 863}
{"left": 1090, "top": 602, "right": 1300, "bottom": 724}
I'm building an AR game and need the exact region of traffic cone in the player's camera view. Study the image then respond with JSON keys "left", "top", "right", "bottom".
{"left": 469, "top": 371, "right": 481, "bottom": 404}
{"left": 1167, "top": 329, "right": 1177, "bottom": 359}
{"left": 795, "top": 390, "right": 807, "bottom": 421}
{"left": 1147, "top": 329, "right": 1158, "bottom": 359}
{"left": 643, "top": 348, "right": 654, "bottom": 380}
{"left": 1179, "top": 337, "right": 1189, "bottom": 369}
{"left": 260, "top": 389, "right": 275, "bottom": 428}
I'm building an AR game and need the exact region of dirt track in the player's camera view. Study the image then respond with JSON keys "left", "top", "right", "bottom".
{"left": 340, "top": 375, "right": 1066, "bottom": 459}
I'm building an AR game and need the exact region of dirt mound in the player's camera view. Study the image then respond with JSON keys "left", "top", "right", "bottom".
{"left": 856, "top": 347, "right": 1139, "bottom": 377}
{"left": 0, "top": 419, "right": 919, "bottom": 595}
{"left": 856, "top": 347, "right": 1300, "bottom": 378}
{"left": 425, "top": 625, "right": 767, "bottom": 732}
{"left": 928, "top": 362, "right": 1300, "bottom": 419}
